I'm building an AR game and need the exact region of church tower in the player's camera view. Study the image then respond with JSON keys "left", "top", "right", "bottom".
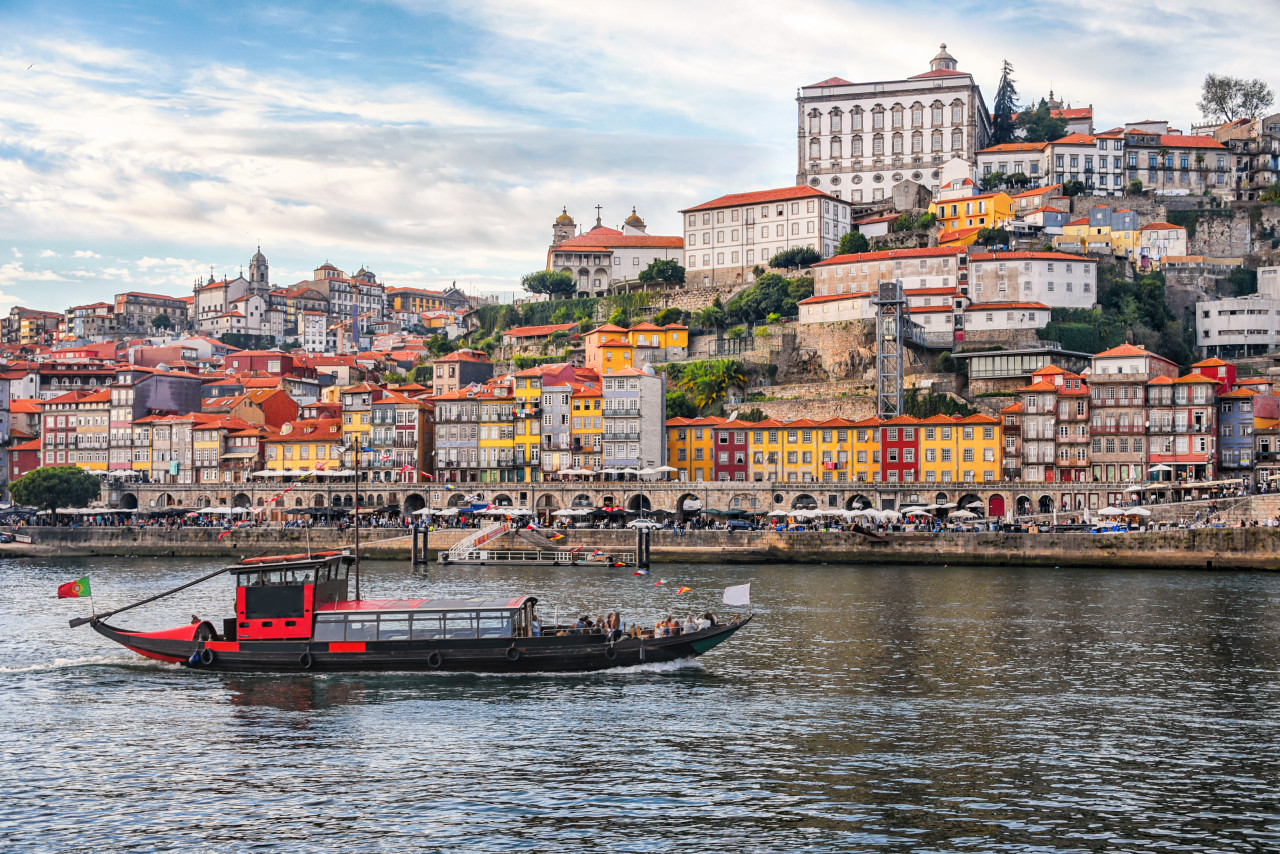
{"left": 248, "top": 246, "right": 269, "bottom": 294}
{"left": 552, "top": 208, "right": 575, "bottom": 246}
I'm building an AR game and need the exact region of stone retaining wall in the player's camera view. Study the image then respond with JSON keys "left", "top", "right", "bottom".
{"left": 12, "top": 525, "right": 1278, "bottom": 571}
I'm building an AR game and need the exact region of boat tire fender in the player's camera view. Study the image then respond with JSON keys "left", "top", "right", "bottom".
{"left": 505, "top": 645, "right": 520, "bottom": 662}
{"left": 299, "top": 651, "right": 314, "bottom": 670}
{"left": 604, "top": 645, "right": 617, "bottom": 661}
{"left": 427, "top": 651, "right": 442, "bottom": 669}
{"left": 199, "top": 647, "right": 215, "bottom": 666}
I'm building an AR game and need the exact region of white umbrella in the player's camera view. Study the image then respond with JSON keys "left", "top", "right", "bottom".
{"left": 552, "top": 509, "right": 579, "bottom": 517}
{"left": 682, "top": 498, "right": 702, "bottom": 511}
{"left": 938, "top": 502, "right": 958, "bottom": 509}
{"left": 637, "top": 467, "right": 658, "bottom": 475}
{"left": 412, "top": 508, "right": 438, "bottom": 516}
{"left": 1097, "top": 506, "right": 1125, "bottom": 516}
{"left": 879, "top": 509, "right": 902, "bottom": 520}
{"left": 950, "top": 509, "right": 978, "bottom": 519}
{"left": 1126, "top": 506, "right": 1152, "bottom": 517}
{"left": 965, "top": 501, "right": 984, "bottom": 509}
{"left": 1150, "top": 464, "right": 1173, "bottom": 472}
{"left": 1124, "top": 485, "right": 1145, "bottom": 493}
{"left": 654, "top": 465, "right": 678, "bottom": 473}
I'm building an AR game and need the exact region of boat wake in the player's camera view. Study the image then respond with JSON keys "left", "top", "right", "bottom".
{"left": 0, "top": 653, "right": 159, "bottom": 675}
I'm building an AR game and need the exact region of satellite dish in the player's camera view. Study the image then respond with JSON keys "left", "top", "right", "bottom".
{"left": 728, "top": 410, "right": 739, "bottom": 421}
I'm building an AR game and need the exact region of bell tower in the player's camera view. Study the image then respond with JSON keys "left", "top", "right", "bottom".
{"left": 248, "top": 246, "right": 269, "bottom": 294}
{"left": 552, "top": 208, "right": 575, "bottom": 246}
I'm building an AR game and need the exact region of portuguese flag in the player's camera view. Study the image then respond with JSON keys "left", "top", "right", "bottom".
{"left": 57, "top": 577, "right": 91, "bottom": 599}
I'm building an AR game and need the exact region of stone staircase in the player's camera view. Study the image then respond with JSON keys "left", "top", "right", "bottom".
{"left": 1216, "top": 494, "right": 1280, "bottom": 525}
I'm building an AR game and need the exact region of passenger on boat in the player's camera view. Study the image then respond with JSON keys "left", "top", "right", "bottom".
{"left": 683, "top": 615, "right": 698, "bottom": 635}
{"left": 531, "top": 616, "right": 542, "bottom": 637}
{"left": 700, "top": 612, "right": 718, "bottom": 629}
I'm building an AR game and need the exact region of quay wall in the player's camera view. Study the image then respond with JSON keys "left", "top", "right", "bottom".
{"left": 6, "top": 526, "right": 1280, "bottom": 571}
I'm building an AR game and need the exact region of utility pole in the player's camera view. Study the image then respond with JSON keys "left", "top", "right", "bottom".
{"left": 871, "top": 279, "right": 906, "bottom": 419}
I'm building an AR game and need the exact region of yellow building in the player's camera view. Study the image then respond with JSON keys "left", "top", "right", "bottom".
{"left": 476, "top": 386, "right": 517, "bottom": 484}
{"left": 339, "top": 382, "right": 381, "bottom": 463}
{"left": 263, "top": 418, "right": 345, "bottom": 473}
{"left": 849, "top": 418, "right": 881, "bottom": 484}
{"left": 917, "top": 414, "right": 1002, "bottom": 484}
{"left": 513, "top": 368, "right": 544, "bottom": 483}
{"left": 666, "top": 416, "right": 722, "bottom": 482}
{"left": 929, "top": 191, "right": 1015, "bottom": 234}
{"left": 814, "top": 418, "right": 856, "bottom": 484}
{"left": 747, "top": 420, "right": 783, "bottom": 482}
{"left": 570, "top": 382, "right": 602, "bottom": 471}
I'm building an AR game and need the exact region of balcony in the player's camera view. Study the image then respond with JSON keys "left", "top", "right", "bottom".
{"left": 1091, "top": 424, "right": 1145, "bottom": 434}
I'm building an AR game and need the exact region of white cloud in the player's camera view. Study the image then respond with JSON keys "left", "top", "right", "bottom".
{"left": 10, "top": 248, "right": 21, "bottom": 258}
{"left": 0, "top": 261, "right": 67, "bottom": 287}
{"left": 73, "top": 250, "right": 101, "bottom": 258}
{"left": 38, "top": 249, "right": 57, "bottom": 258}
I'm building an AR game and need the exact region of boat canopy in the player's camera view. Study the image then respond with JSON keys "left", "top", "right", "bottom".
{"left": 316, "top": 596, "right": 535, "bottom": 613}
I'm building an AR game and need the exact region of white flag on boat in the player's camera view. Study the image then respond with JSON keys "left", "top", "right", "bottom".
{"left": 723, "top": 583, "right": 751, "bottom": 607}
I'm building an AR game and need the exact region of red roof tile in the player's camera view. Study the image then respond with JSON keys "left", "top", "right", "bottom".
{"left": 806, "top": 76, "right": 854, "bottom": 87}
{"left": 681, "top": 185, "right": 839, "bottom": 213}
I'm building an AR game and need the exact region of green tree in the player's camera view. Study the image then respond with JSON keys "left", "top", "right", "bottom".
{"left": 975, "top": 226, "right": 1011, "bottom": 247}
{"left": 654, "top": 307, "right": 685, "bottom": 326}
{"left": 737, "top": 406, "right": 768, "bottom": 423}
{"left": 427, "top": 334, "right": 457, "bottom": 357}
{"left": 768, "top": 246, "right": 821, "bottom": 270}
{"left": 1230, "top": 267, "right": 1258, "bottom": 297}
{"left": 1127, "top": 178, "right": 1144, "bottom": 195}
{"left": 837, "top": 231, "right": 871, "bottom": 255}
{"left": 1006, "top": 171, "right": 1030, "bottom": 189}
{"left": 521, "top": 270, "right": 577, "bottom": 298}
{"left": 980, "top": 171, "right": 1007, "bottom": 192}
{"left": 1261, "top": 181, "right": 1280, "bottom": 203}
{"left": 695, "top": 297, "right": 727, "bottom": 333}
{"left": 11, "top": 465, "right": 100, "bottom": 514}
{"left": 665, "top": 391, "right": 698, "bottom": 419}
{"left": 991, "top": 59, "right": 1020, "bottom": 145}
{"left": 151, "top": 313, "right": 172, "bottom": 331}
{"left": 891, "top": 213, "right": 914, "bottom": 231}
{"left": 915, "top": 211, "right": 937, "bottom": 229}
{"left": 1062, "top": 179, "right": 1087, "bottom": 197}
{"left": 638, "top": 259, "right": 685, "bottom": 284}
{"left": 1198, "top": 72, "right": 1275, "bottom": 122}
{"left": 1016, "top": 98, "right": 1069, "bottom": 143}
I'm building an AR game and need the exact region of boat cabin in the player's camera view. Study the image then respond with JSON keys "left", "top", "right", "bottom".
{"left": 313, "top": 596, "right": 538, "bottom": 644}
{"left": 231, "top": 554, "right": 353, "bottom": 641}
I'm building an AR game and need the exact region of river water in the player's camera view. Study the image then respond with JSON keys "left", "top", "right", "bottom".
{"left": 2, "top": 555, "right": 1278, "bottom": 852}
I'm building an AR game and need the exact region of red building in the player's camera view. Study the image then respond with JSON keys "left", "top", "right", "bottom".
{"left": 879, "top": 415, "right": 920, "bottom": 485}
{"left": 39, "top": 390, "right": 88, "bottom": 467}
{"left": 7, "top": 437, "right": 41, "bottom": 486}
{"left": 711, "top": 419, "right": 752, "bottom": 482}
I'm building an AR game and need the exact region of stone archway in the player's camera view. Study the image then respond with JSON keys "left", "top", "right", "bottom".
{"left": 154, "top": 492, "right": 174, "bottom": 507}
{"left": 1016, "top": 494, "right": 1032, "bottom": 515}
{"left": 571, "top": 493, "right": 593, "bottom": 508}
{"left": 196, "top": 495, "right": 211, "bottom": 508}
{"left": 403, "top": 494, "right": 425, "bottom": 514}
{"left": 791, "top": 493, "right": 818, "bottom": 510}
{"left": 988, "top": 494, "right": 1006, "bottom": 518}
{"left": 934, "top": 491, "right": 949, "bottom": 505}
{"left": 846, "top": 493, "right": 873, "bottom": 510}
{"left": 627, "top": 494, "right": 652, "bottom": 512}
{"left": 958, "top": 493, "right": 983, "bottom": 515}
{"left": 447, "top": 492, "right": 470, "bottom": 508}
{"left": 675, "top": 492, "right": 701, "bottom": 520}
{"left": 1038, "top": 495, "right": 1054, "bottom": 514}
{"left": 233, "top": 492, "right": 251, "bottom": 508}
{"left": 120, "top": 492, "right": 138, "bottom": 510}
{"left": 295, "top": 497, "right": 303, "bottom": 506}
{"left": 315, "top": 494, "right": 327, "bottom": 507}
{"left": 493, "top": 493, "right": 513, "bottom": 507}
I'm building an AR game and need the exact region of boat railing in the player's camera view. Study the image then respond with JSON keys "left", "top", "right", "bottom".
{"left": 446, "top": 522, "right": 509, "bottom": 559}
{"left": 442, "top": 549, "right": 639, "bottom": 565}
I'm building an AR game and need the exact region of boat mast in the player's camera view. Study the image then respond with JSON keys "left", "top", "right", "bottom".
{"left": 353, "top": 436, "right": 362, "bottom": 600}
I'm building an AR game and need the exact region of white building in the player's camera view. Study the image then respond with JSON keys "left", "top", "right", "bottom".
{"left": 976, "top": 142, "right": 1050, "bottom": 186}
{"left": 681, "top": 186, "right": 853, "bottom": 286}
{"left": 963, "top": 301, "right": 1050, "bottom": 332}
{"left": 795, "top": 44, "right": 992, "bottom": 202}
{"left": 1138, "top": 222, "right": 1189, "bottom": 270}
{"left": 1195, "top": 266, "right": 1280, "bottom": 357}
{"left": 547, "top": 208, "right": 685, "bottom": 297}
{"left": 299, "top": 311, "right": 328, "bottom": 352}
{"left": 967, "top": 251, "right": 1096, "bottom": 310}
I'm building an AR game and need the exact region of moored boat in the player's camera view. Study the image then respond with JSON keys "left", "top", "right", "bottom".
{"left": 76, "top": 551, "right": 751, "bottom": 673}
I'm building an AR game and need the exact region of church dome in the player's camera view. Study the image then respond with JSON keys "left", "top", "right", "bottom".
{"left": 624, "top": 207, "right": 646, "bottom": 229}
{"left": 555, "top": 207, "right": 575, "bottom": 226}
{"left": 929, "top": 43, "right": 957, "bottom": 71}
{"left": 251, "top": 246, "right": 266, "bottom": 262}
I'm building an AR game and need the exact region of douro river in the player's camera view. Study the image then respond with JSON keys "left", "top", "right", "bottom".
{"left": 2, "top": 556, "right": 1278, "bottom": 852}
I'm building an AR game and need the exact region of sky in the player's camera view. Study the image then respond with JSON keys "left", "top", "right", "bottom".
{"left": 0, "top": 0, "right": 1276, "bottom": 313}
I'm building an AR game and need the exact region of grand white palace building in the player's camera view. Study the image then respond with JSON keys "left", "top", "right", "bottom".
{"left": 795, "top": 44, "right": 992, "bottom": 202}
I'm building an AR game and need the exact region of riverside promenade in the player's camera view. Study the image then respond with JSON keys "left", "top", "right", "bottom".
{"left": 6, "top": 525, "right": 1280, "bottom": 571}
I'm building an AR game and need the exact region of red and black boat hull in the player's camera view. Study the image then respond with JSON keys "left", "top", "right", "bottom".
{"left": 91, "top": 616, "right": 751, "bottom": 674}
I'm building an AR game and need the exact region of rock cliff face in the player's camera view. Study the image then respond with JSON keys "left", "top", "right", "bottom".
{"left": 781, "top": 320, "right": 877, "bottom": 382}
